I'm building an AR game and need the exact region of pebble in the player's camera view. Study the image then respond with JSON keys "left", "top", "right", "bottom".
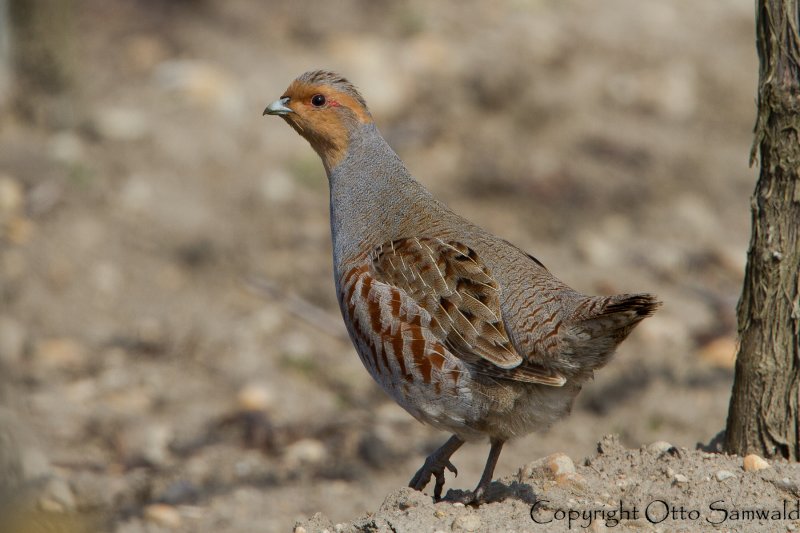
{"left": 548, "top": 452, "right": 576, "bottom": 476}
{"left": 120, "top": 422, "right": 173, "bottom": 467}
{"left": 281, "top": 330, "right": 315, "bottom": 359}
{"left": 34, "top": 337, "right": 86, "bottom": 372}
{"left": 48, "top": 131, "right": 85, "bottom": 163}
{"left": 0, "top": 174, "right": 23, "bottom": 214}
{"left": 518, "top": 451, "right": 576, "bottom": 480}
{"left": 284, "top": 438, "right": 328, "bottom": 469}
{"left": 378, "top": 487, "right": 427, "bottom": 513}
{"left": 144, "top": 503, "right": 182, "bottom": 528}
{"left": 293, "top": 527, "right": 307, "bottom": 533}
{"left": 590, "top": 519, "right": 609, "bottom": 532}
{"left": 452, "top": 502, "right": 465, "bottom": 508}
{"left": 597, "top": 435, "right": 623, "bottom": 455}
{"left": 672, "top": 473, "right": 689, "bottom": 484}
{"left": 557, "top": 472, "right": 588, "bottom": 489}
{"left": 6, "top": 216, "right": 34, "bottom": 244}
{"left": 38, "top": 476, "right": 76, "bottom": 512}
{"left": 775, "top": 477, "right": 799, "bottom": 495}
{"left": 451, "top": 513, "right": 482, "bottom": 532}
{"left": 93, "top": 107, "right": 149, "bottom": 142}
{"left": 236, "top": 383, "right": 274, "bottom": 412}
{"left": 743, "top": 454, "right": 770, "bottom": 472}
{"left": 714, "top": 470, "right": 736, "bottom": 481}
{"left": 648, "top": 441, "right": 677, "bottom": 455}
{"left": 576, "top": 231, "right": 617, "bottom": 268}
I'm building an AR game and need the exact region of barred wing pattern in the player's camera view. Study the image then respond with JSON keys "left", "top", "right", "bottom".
{"left": 371, "top": 238, "right": 518, "bottom": 366}
{"left": 367, "top": 237, "right": 565, "bottom": 387}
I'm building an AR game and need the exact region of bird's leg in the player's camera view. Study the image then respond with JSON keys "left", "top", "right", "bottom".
{"left": 459, "top": 438, "right": 505, "bottom": 505}
{"left": 409, "top": 435, "right": 464, "bottom": 500}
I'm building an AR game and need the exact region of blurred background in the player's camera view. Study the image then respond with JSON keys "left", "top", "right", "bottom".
{"left": 0, "top": 0, "right": 755, "bottom": 531}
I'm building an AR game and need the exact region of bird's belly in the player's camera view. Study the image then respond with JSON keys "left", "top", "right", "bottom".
{"left": 471, "top": 380, "right": 581, "bottom": 440}
{"left": 356, "top": 340, "right": 580, "bottom": 441}
{"left": 349, "top": 337, "right": 489, "bottom": 440}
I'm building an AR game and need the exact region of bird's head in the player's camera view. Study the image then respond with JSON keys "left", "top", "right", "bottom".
{"left": 264, "top": 70, "right": 372, "bottom": 173}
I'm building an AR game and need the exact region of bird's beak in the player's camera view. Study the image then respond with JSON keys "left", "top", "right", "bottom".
{"left": 263, "top": 97, "right": 293, "bottom": 116}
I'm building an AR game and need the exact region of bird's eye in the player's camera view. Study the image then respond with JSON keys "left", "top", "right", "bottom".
{"left": 311, "top": 94, "right": 326, "bottom": 107}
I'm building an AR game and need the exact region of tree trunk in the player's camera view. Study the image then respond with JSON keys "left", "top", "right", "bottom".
{"left": 9, "top": 0, "right": 75, "bottom": 92}
{"left": 0, "top": 1, "right": 10, "bottom": 110}
{"left": 7, "top": 0, "right": 76, "bottom": 124}
{"left": 725, "top": 0, "right": 800, "bottom": 459}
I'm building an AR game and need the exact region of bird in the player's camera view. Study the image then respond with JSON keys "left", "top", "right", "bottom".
{"left": 263, "top": 70, "right": 660, "bottom": 504}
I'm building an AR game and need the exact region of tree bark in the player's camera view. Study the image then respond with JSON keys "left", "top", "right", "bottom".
{"left": 9, "top": 0, "right": 75, "bottom": 94}
{"left": 7, "top": 0, "right": 76, "bottom": 124}
{"left": 725, "top": 0, "right": 800, "bottom": 459}
{"left": 0, "top": 1, "right": 10, "bottom": 109}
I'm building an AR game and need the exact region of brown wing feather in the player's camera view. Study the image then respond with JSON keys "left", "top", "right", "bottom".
{"left": 370, "top": 237, "right": 565, "bottom": 387}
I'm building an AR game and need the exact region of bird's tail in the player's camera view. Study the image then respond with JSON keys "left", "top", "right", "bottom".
{"left": 589, "top": 293, "right": 661, "bottom": 342}
{"left": 565, "top": 293, "right": 661, "bottom": 373}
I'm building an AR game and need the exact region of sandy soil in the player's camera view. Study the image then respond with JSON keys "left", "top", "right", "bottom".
{"left": 2, "top": 0, "right": 791, "bottom": 532}
{"left": 296, "top": 436, "right": 800, "bottom": 532}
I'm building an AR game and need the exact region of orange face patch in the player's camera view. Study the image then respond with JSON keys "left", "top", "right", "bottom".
{"left": 282, "top": 80, "right": 372, "bottom": 124}
{"left": 278, "top": 81, "right": 373, "bottom": 171}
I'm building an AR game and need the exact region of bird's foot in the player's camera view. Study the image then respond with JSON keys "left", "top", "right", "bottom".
{"left": 409, "top": 456, "right": 459, "bottom": 501}
{"left": 452, "top": 481, "right": 491, "bottom": 506}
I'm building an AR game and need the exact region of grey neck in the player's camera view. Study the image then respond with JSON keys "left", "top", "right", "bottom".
{"left": 327, "top": 123, "right": 433, "bottom": 267}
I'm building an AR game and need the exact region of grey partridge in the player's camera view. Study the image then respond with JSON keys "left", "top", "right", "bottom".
{"left": 264, "top": 70, "right": 660, "bottom": 504}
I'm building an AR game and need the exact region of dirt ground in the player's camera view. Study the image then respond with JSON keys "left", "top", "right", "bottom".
{"left": 297, "top": 437, "right": 800, "bottom": 532}
{"left": 2, "top": 0, "right": 793, "bottom": 532}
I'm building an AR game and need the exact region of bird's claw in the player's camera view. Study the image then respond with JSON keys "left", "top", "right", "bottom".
{"left": 454, "top": 485, "right": 487, "bottom": 506}
{"left": 409, "top": 458, "right": 459, "bottom": 501}
{"left": 446, "top": 460, "right": 458, "bottom": 477}
{"left": 433, "top": 461, "right": 458, "bottom": 500}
